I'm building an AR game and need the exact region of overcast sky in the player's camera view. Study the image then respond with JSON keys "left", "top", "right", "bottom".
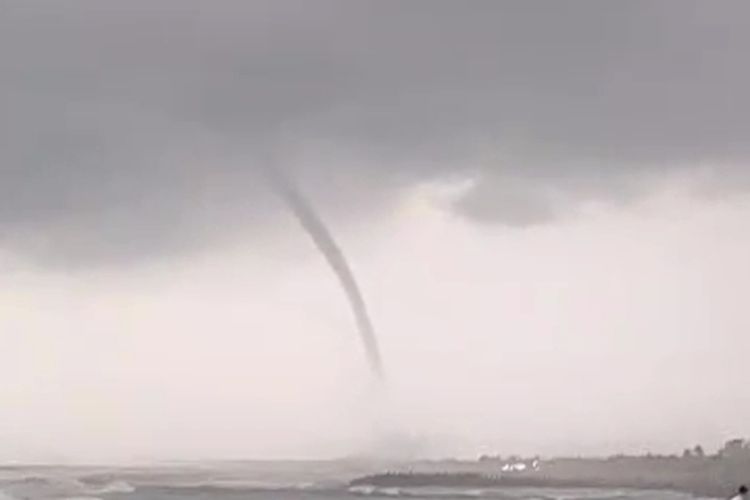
{"left": 1, "top": 0, "right": 750, "bottom": 462}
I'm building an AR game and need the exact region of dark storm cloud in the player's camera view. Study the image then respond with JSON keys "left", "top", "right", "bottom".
{"left": 2, "top": 0, "right": 749, "bottom": 265}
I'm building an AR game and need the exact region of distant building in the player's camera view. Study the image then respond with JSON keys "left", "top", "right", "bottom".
{"left": 683, "top": 445, "right": 705, "bottom": 459}
{"left": 719, "top": 439, "right": 750, "bottom": 459}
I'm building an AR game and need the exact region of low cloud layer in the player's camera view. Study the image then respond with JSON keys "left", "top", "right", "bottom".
{"left": 2, "top": 0, "right": 749, "bottom": 266}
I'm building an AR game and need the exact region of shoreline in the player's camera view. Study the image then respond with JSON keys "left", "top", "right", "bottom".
{"left": 349, "top": 463, "right": 748, "bottom": 499}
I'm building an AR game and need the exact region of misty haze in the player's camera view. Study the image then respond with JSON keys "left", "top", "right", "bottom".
{"left": 2, "top": 2, "right": 750, "bottom": 500}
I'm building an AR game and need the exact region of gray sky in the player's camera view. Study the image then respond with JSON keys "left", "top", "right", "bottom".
{"left": 1, "top": 0, "right": 749, "bottom": 462}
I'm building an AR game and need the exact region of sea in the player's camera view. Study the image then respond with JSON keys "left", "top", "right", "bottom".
{"left": 0, "top": 462, "right": 715, "bottom": 500}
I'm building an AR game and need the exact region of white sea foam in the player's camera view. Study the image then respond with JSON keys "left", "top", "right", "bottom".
{"left": 349, "top": 485, "right": 377, "bottom": 495}
{"left": 92, "top": 480, "right": 135, "bottom": 494}
{"left": 380, "top": 487, "right": 402, "bottom": 496}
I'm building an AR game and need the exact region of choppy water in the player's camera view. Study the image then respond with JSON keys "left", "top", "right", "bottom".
{"left": 0, "top": 463, "right": 714, "bottom": 500}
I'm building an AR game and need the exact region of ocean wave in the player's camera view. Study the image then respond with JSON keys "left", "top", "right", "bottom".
{"left": 0, "top": 490, "right": 21, "bottom": 500}
{"left": 349, "top": 485, "right": 378, "bottom": 495}
{"left": 1, "top": 476, "right": 89, "bottom": 498}
{"left": 0, "top": 475, "right": 135, "bottom": 499}
{"left": 349, "top": 485, "right": 485, "bottom": 498}
{"left": 348, "top": 485, "right": 408, "bottom": 497}
{"left": 380, "top": 488, "right": 403, "bottom": 497}
{"left": 90, "top": 481, "right": 136, "bottom": 494}
{"left": 157, "top": 479, "right": 319, "bottom": 492}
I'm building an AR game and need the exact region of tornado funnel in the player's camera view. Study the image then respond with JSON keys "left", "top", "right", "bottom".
{"left": 261, "top": 164, "right": 385, "bottom": 380}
